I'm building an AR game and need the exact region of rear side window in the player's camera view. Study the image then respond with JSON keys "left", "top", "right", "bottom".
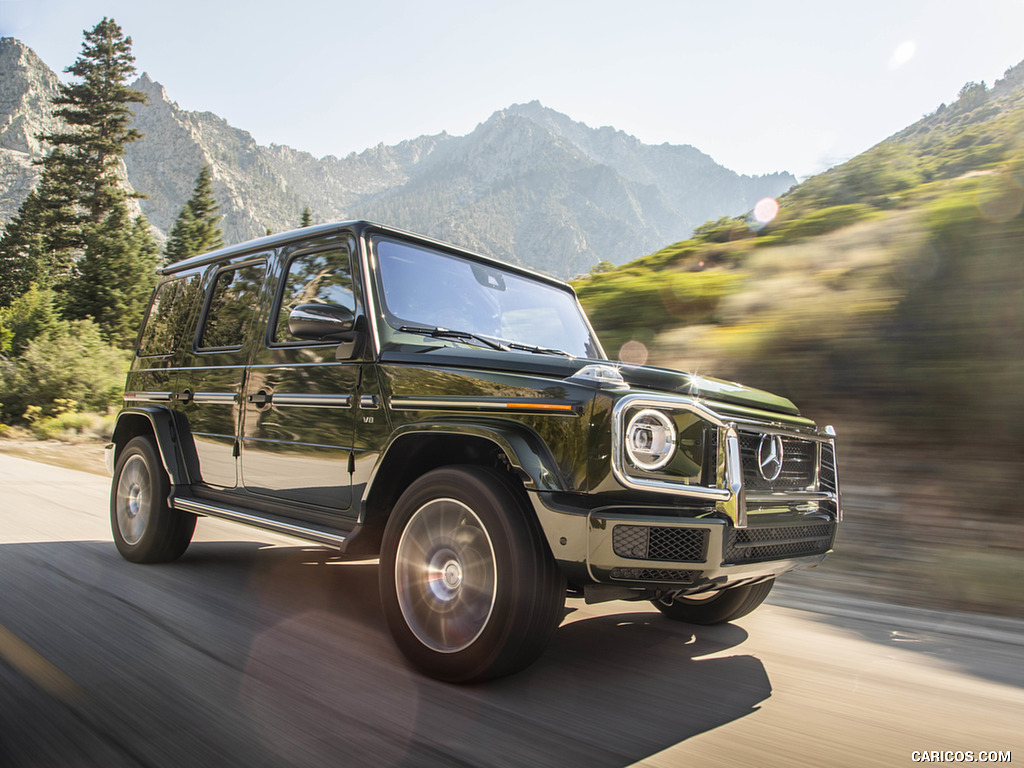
{"left": 273, "top": 248, "right": 354, "bottom": 344}
{"left": 137, "top": 276, "right": 199, "bottom": 357}
{"left": 197, "top": 261, "right": 267, "bottom": 350}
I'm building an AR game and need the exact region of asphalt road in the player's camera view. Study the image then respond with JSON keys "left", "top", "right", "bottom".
{"left": 1, "top": 453, "right": 1021, "bottom": 767}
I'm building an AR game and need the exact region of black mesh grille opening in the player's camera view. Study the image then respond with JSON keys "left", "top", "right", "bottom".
{"left": 725, "top": 522, "right": 835, "bottom": 563}
{"left": 612, "top": 526, "right": 709, "bottom": 562}
{"left": 611, "top": 567, "right": 698, "bottom": 583}
{"left": 739, "top": 433, "right": 818, "bottom": 491}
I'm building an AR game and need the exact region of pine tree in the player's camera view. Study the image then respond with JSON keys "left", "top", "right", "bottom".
{"left": 164, "top": 205, "right": 196, "bottom": 262}
{"left": 66, "top": 202, "right": 159, "bottom": 346}
{"left": 300, "top": 206, "right": 313, "bottom": 227}
{"left": 164, "top": 165, "right": 225, "bottom": 262}
{"left": 0, "top": 192, "right": 47, "bottom": 306}
{"left": 0, "top": 17, "right": 157, "bottom": 345}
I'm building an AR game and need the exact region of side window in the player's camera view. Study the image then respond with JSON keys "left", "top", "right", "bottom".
{"left": 137, "top": 276, "right": 200, "bottom": 357}
{"left": 273, "top": 248, "right": 354, "bottom": 344}
{"left": 197, "top": 261, "right": 267, "bottom": 350}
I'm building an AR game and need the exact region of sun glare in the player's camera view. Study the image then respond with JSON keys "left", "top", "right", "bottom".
{"left": 753, "top": 197, "right": 779, "bottom": 225}
{"left": 888, "top": 40, "right": 917, "bottom": 70}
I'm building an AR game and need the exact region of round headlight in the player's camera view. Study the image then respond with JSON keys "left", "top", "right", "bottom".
{"left": 625, "top": 409, "right": 676, "bottom": 471}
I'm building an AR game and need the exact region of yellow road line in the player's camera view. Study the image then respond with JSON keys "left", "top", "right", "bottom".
{"left": 0, "top": 622, "right": 83, "bottom": 702}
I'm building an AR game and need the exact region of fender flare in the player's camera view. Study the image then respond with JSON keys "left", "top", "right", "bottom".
{"left": 108, "top": 407, "right": 192, "bottom": 486}
{"left": 360, "top": 418, "right": 568, "bottom": 509}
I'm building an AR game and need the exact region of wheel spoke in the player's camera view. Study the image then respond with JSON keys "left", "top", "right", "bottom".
{"left": 394, "top": 498, "right": 497, "bottom": 653}
{"left": 116, "top": 455, "right": 152, "bottom": 546}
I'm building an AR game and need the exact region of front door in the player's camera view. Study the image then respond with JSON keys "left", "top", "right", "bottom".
{"left": 240, "top": 245, "right": 360, "bottom": 512}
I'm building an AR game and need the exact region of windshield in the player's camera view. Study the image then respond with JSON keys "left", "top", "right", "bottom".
{"left": 373, "top": 237, "right": 603, "bottom": 358}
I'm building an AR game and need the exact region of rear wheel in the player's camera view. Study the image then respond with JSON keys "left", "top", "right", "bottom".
{"left": 379, "top": 466, "right": 566, "bottom": 683}
{"left": 652, "top": 579, "right": 774, "bottom": 624}
{"left": 111, "top": 436, "right": 195, "bottom": 563}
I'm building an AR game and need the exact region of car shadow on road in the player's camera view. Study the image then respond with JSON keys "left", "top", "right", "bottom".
{"left": 182, "top": 541, "right": 774, "bottom": 767}
{"left": 1, "top": 539, "right": 772, "bottom": 768}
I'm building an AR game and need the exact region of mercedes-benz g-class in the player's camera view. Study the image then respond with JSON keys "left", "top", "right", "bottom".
{"left": 107, "top": 221, "right": 840, "bottom": 682}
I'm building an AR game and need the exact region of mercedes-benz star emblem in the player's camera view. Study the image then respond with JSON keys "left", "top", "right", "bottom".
{"left": 757, "top": 434, "right": 784, "bottom": 482}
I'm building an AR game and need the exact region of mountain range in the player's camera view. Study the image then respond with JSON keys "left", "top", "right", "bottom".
{"left": 0, "top": 37, "right": 794, "bottom": 277}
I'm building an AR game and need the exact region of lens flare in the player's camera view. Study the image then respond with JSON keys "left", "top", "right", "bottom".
{"left": 618, "top": 340, "right": 649, "bottom": 365}
{"left": 977, "top": 174, "right": 1024, "bottom": 223}
{"left": 753, "top": 197, "right": 779, "bottom": 225}
{"left": 888, "top": 40, "right": 917, "bottom": 70}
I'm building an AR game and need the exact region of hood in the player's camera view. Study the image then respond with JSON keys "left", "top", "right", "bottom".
{"left": 613, "top": 363, "right": 800, "bottom": 416}
{"left": 380, "top": 346, "right": 801, "bottom": 416}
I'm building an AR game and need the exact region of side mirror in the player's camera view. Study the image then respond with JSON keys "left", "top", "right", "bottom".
{"left": 288, "top": 303, "right": 355, "bottom": 341}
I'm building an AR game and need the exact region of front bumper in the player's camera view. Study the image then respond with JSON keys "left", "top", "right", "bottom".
{"left": 531, "top": 493, "right": 836, "bottom": 594}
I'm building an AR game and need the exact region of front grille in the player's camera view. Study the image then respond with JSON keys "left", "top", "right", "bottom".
{"left": 613, "top": 525, "right": 709, "bottom": 562}
{"left": 739, "top": 432, "right": 818, "bottom": 491}
{"left": 725, "top": 522, "right": 835, "bottom": 563}
{"left": 611, "top": 567, "right": 698, "bottom": 583}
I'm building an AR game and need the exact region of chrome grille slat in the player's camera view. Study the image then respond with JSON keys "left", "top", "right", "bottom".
{"left": 739, "top": 432, "right": 818, "bottom": 491}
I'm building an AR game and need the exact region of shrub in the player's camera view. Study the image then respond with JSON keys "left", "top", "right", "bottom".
{"left": 577, "top": 270, "right": 744, "bottom": 351}
{"left": 31, "top": 410, "right": 116, "bottom": 441}
{"left": 0, "top": 318, "right": 130, "bottom": 423}
{"left": 763, "top": 204, "right": 876, "bottom": 243}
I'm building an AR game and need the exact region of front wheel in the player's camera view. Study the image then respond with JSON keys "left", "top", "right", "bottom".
{"left": 379, "top": 466, "right": 566, "bottom": 683}
{"left": 111, "top": 436, "right": 195, "bottom": 563}
{"left": 652, "top": 579, "right": 774, "bottom": 624}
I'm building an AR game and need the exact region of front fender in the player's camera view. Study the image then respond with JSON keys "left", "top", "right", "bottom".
{"left": 363, "top": 417, "right": 568, "bottom": 501}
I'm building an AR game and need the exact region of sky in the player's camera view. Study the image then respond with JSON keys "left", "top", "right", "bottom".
{"left": 2, "top": 0, "right": 1023, "bottom": 179}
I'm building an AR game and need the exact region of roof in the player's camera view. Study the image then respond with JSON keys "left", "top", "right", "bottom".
{"left": 159, "top": 220, "right": 573, "bottom": 293}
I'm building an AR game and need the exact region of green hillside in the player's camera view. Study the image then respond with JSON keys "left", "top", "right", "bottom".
{"left": 574, "top": 61, "right": 1024, "bottom": 615}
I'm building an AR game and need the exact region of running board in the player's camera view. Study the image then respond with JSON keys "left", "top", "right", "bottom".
{"left": 172, "top": 496, "right": 351, "bottom": 548}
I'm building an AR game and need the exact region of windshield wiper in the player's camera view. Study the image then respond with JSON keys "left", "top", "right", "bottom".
{"left": 397, "top": 325, "right": 574, "bottom": 356}
{"left": 505, "top": 341, "right": 574, "bottom": 357}
{"left": 398, "top": 325, "right": 510, "bottom": 352}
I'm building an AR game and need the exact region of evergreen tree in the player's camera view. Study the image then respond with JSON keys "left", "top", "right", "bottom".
{"left": 66, "top": 203, "right": 159, "bottom": 346}
{"left": 46, "top": 17, "right": 145, "bottom": 228}
{"left": 0, "top": 192, "right": 47, "bottom": 306}
{"left": 164, "top": 165, "right": 224, "bottom": 262}
{"left": 0, "top": 17, "right": 157, "bottom": 346}
{"left": 300, "top": 206, "right": 313, "bottom": 227}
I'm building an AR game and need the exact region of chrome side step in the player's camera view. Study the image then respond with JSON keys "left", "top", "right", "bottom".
{"left": 172, "top": 497, "right": 350, "bottom": 548}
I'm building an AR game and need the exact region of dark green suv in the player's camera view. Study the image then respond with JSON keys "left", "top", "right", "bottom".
{"left": 107, "top": 221, "right": 840, "bottom": 682}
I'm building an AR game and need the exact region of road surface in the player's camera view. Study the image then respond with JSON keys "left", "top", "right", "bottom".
{"left": 1, "top": 453, "right": 1020, "bottom": 767}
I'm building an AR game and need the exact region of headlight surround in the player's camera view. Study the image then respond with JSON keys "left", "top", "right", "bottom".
{"left": 625, "top": 409, "right": 677, "bottom": 471}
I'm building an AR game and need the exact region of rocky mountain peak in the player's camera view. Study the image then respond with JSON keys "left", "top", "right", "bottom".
{"left": 2, "top": 37, "right": 798, "bottom": 277}
{"left": 0, "top": 37, "right": 63, "bottom": 155}
{"left": 132, "top": 72, "right": 171, "bottom": 104}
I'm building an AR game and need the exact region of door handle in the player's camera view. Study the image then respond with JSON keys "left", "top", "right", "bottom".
{"left": 247, "top": 391, "right": 272, "bottom": 406}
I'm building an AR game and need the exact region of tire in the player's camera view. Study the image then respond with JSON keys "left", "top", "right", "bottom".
{"left": 651, "top": 579, "right": 775, "bottom": 625}
{"left": 379, "top": 465, "right": 566, "bottom": 683}
{"left": 110, "top": 436, "right": 195, "bottom": 563}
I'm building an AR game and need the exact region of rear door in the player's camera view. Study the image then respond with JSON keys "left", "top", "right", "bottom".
{"left": 180, "top": 256, "right": 268, "bottom": 489}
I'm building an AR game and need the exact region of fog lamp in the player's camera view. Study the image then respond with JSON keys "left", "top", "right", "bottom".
{"left": 625, "top": 409, "right": 676, "bottom": 471}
